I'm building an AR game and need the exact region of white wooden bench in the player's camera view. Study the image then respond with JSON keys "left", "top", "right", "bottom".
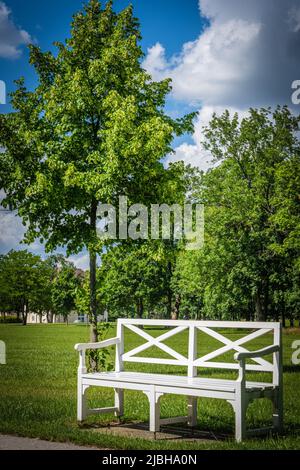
{"left": 74, "top": 319, "right": 283, "bottom": 442}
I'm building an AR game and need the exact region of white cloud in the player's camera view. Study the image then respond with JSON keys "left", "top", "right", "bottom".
{"left": 0, "top": 2, "right": 32, "bottom": 59}
{"left": 143, "top": 43, "right": 169, "bottom": 78}
{"left": 166, "top": 106, "right": 249, "bottom": 171}
{"left": 143, "top": 0, "right": 300, "bottom": 169}
{"left": 288, "top": 6, "right": 300, "bottom": 33}
{"left": 0, "top": 211, "right": 25, "bottom": 249}
{"left": 68, "top": 253, "right": 103, "bottom": 271}
{"left": 143, "top": 0, "right": 300, "bottom": 108}
{"left": 0, "top": 190, "right": 18, "bottom": 244}
{"left": 145, "top": 20, "right": 261, "bottom": 105}
{"left": 68, "top": 253, "right": 90, "bottom": 271}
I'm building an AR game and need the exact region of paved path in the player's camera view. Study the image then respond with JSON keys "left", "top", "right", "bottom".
{"left": 0, "top": 434, "right": 100, "bottom": 450}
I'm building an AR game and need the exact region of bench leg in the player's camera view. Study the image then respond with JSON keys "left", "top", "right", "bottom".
{"left": 234, "top": 398, "right": 247, "bottom": 443}
{"left": 187, "top": 397, "right": 197, "bottom": 427}
{"left": 144, "top": 391, "right": 162, "bottom": 435}
{"left": 272, "top": 389, "right": 283, "bottom": 433}
{"left": 77, "top": 383, "right": 89, "bottom": 422}
{"left": 114, "top": 388, "right": 124, "bottom": 418}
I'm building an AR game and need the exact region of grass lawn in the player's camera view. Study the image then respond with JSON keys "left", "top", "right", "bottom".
{"left": 0, "top": 323, "right": 300, "bottom": 450}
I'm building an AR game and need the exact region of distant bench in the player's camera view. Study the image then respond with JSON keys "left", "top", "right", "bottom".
{"left": 75, "top": 319, "right": 283, "bottom": 441}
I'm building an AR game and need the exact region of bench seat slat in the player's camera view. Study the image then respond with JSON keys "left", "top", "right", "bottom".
{"left": 81, "top": 371, "right": 275, "bottom": 392}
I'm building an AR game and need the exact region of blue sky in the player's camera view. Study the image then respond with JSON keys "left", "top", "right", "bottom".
{"left": 0, "top": 0, "right": 203, "bottom": 112}
{"left": 0, "top": 0, "right": 300, "bottom": 268}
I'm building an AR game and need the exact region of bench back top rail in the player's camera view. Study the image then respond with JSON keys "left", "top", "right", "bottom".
{"left": 116, "top": 319, "right": 281, "bottom": 379}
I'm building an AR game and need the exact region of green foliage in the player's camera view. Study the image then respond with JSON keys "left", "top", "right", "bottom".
{"left": 29, "top": 256, "right": 56, "bottom": 321}
{"left": 174, "top": 107, "right": 300, "bottom": 322}
{"left": 75, "top": 269, "right": 105, "bottom": 319}
{"left": 0, "top": 317, "right": 23, "bottom": 324}
{"left": 0, "top": 250, "right": 85, "bottom": 324}
{"left": 98, "top": 241, "right": 176, "bottom": 319}
{"left": 0, "top": 250, "right": 50, "bottom": 324}
{"left": 87, "top": 322, "right": 114, "bottom": 372}
{"left": 171, "top": 250, "right": 204, "bottom": 319}
{"left": 51, "top": 261, "right": 81, "bottom": 321}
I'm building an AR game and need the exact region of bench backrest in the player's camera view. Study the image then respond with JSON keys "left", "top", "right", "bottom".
{"left": 115, "top": 319, "right": 282, "bottom": 384}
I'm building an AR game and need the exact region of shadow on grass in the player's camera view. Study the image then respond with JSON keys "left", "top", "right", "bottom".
{"left": 79, "top": 415, "right": 291, "bottom": 443}
{"left": 80, "top": 419, "right": 231, "bottom": 441}
{"left": 283, "top": 364, "right": 300, "bottom": 373}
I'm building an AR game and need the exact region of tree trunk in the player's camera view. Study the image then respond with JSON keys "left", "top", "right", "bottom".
{"left": 22, "top": 302, "right": 28, "bottom": 326}
{"left": 136, "top": 299, "right": 144, "bottom": 318}
{"left": 281, "top": 300, "right": 286, "bottom": 328}
{"left": 172, "top": 294, "right": 181, "bottom": 320}
{"left": 263, "top": 277, "right": 269, "bottom": 321}
{"left": 167, "top": 261, "right": 172, "bottom": 319}
{"left": 245, "top": 301, "right": 252, "bottom": 321}
{"left": 89, "top": 199, "right": 98, "bottom": 343}
{"left": 47, "top": 311, "right": 54, "bottom": 323}
{"left": 255, "top": 290, "right": 265, "bottom": 321}
{"left": 89, "top": 249, "right": 98, "bottom": 342}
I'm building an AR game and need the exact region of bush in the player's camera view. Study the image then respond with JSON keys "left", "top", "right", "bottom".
{"left": 0, "top": 317, "right": 22, "bottom": 324}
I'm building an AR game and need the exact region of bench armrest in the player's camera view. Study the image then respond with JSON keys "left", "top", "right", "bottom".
{"left": 234, "top": 345, "right": 279, "bottom": 361}
{"left": 74, "top": 337, "right": 120, "bottom": 352}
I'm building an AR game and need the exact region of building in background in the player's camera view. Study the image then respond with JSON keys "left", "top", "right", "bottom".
{"left": 27, "top": 310, "right": 108, "bottom": 324}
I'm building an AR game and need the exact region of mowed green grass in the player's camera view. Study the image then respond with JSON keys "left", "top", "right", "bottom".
{"left": 0, "top": 323, "right": 300, "bottom": 450}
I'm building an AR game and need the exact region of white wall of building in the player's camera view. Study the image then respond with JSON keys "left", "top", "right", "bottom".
{"left": 27, "top": 310, "right": 108, "bottom": 324}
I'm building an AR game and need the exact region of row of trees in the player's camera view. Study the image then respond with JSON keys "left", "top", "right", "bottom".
{"left": 95, "top": 107, "right": 300, "bottom": 326}
{"left": 0, "top": 1, "right": 299, "bottom": 334}
{"left": 0, "top": 251, "right": 82, "bottom": 325}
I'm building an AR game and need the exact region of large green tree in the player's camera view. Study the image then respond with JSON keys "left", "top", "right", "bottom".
{"left": 51, "top": 261, "right": 81, "bottom": 323}
{"left": 0, "top": 1, "right": 195, "bottom": 340}
{"left": 99, "top": 242, "right": 170, "bottom": 318}
{"left": 28, "top": 256, "right": 55, "bottom": 323}
{"left": 171, "top": 249, "right": 204, "bottom": 319}
{"left": 0, "top": 250, "right": 46, "bottom": 325}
